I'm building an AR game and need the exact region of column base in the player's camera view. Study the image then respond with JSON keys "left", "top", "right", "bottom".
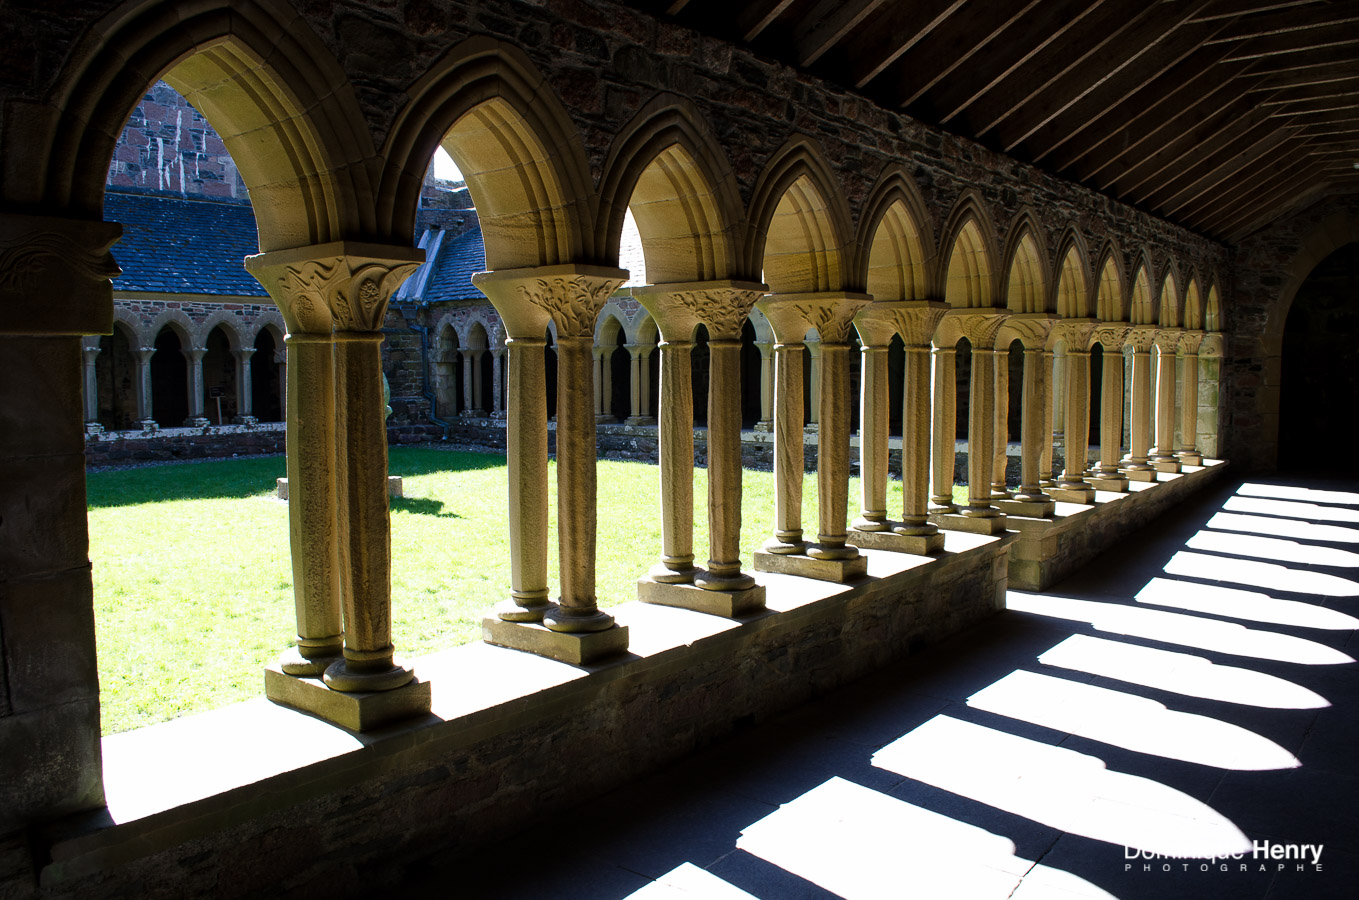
{"left": 84, "top": 422, "right": 104, "bottom": 435}
{"left": 1047, "top": 484, "right": 1097, "bottom": 504}
{"left": 995, "top": 498, "right": 1056, "bottom": 518}
{"left": 1177, "top": 451, "right": 1204, "bottom": 466}
{"left": 232, "top": 415, "right": 260, "bottom": 426}
{"left": 1152, "top": 459, "right": 1182, "bottom": 473}
{"left": 928, "top": 511, "right": 1009, "bottom": 535}
{"left": 595, "top": 414, "right": 618, "bottom": 424}
{"left": 1120, "top": 465, "right": 1158, "bottom": 482}
{"left": 264, "top": 664, "right": 431, "bottom": 732}
{"left": 753, "top": 549, "right": 868, "bottom": 583}
{"left": 139, "top": 419, "right": 159, "bottom": 432}
{"left": 990, "top": 485, "right": 1012, "bottom": 500}
{"left": 623, "top": 416, "right": 656, "bottom": 426}
{"left": 753, "top": 420, "right": 773, "bottom": 433}
{"left": 637, "top": 577, "right": 766, "bottom": 618}
{"left": 1087, "top": 474, "right": 1129, "bottom": 492}
{"left": 482, "top": 618, "right": 629, "bottom": 665}
{"left": 184, "top": 417, "right": 211, "bottom": 428}
{"left": 847, "top": 526, "right": 945, "bottom": 556}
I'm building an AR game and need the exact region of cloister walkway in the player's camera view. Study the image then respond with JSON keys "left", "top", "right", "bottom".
{"left": 427, "top": 475, "right": 1359, "bottom": 900}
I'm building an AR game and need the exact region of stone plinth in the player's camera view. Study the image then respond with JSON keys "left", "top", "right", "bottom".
{"left": 277, "top": 476, "right": 402, "bottom": 501}
{"left": 928, "top": 511, "right": 1009, "bottom": 535}
{"left": 264, "top": 664, "right": 431, "bottom": 732}
{"left": 637, "top": 578, "right": 767, "bottom": 618}
{"left": 1177, "top": 452, "right": 1204, "bottom": 466}
{"left": 847, "top": 527, "right": 945, "bottom": 556}
{"left": 753, "top": 550, "right": 869, "bottom": 583}
{"left": 482, "top": 618, "right": 629, "bottom": 666}
{"left": 1121, "top": 467, "right": 1158, "bottom": 483}
{"left": 1087, "top": 474, "right": 1129, "bottom": 492}
{"left": 1046, "top": 485, "right": 1096, "bottom": 504}
{"left": 1152, "top": 460, "right": 1182, "bottom": 473}
{"left": 995, "top": 498, "right": 1056, "bottom": 518}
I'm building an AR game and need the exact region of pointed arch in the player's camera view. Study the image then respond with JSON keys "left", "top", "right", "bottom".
{"left": 1129, "top": 257, "right": 1155, "bottom": 326}
{"left": 147, "top": 309, "right": 197, "bottom": 348}
{"left": 111, "top": 310, "right": 150, "bottom": 348}
{"left": 1002, "top": 211, "right": 1050, "bottom": 314}
{"left": 196, "top": 312, "right": 245, "bottom": 350}
{"left": 596, "top": 95, "right": 744, "bottom": 283}
{"left": 855, "top": 165, "right": 935, "bottom": 301}
{"left": 937, "top": 191, "right": 999, "bottom": 308}
{"left": 381, "top": 37, "right": 594, "bottom": 269}
{"left": 1158, "top": 263, "right": 1182, "bottom": 328}
{"left": 1094, "top": 246, "right": 1127, "bottom": 322}
{"left": 746, "top": 136, "right": 855, "bottom": 292}
{"left": 253, "top": 311, "right": 287, "bottom": 347}
{"left": 595, "top": 306, "right": 629, "bottom": 345}
{"left": 1053, "top": 229, "right": 1092, "bottom": 318}
{"left": 1205, "top": 281, "right": 1223, "bottom": 333}
{"left": 1183, "top": 272, "right": 1204, "bottom": 331}
{"left": 28, "top": 0, "right": 372, "bottom": 249}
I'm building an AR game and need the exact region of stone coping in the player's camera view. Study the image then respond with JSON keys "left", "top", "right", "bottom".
{"left": 85, "top": 421, "right": 286, "bottom": 442}
{"left": 41, "top": 529, "right": 1009, "bottom": 883}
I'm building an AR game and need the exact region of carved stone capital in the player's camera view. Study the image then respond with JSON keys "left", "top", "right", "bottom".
{"left": 634, "top": 279, "right": 766, "bottom": 342}
{"left": 1199, "top": 332, "right": 1226, "bottom": 357}
{"left": 0, "top": 212, "right": 123, "bottom": 335}
{"left": 1048, "top": 317, "right": 1097, "bottom": 352}
{"left": 1091, "top": 323, "right": 1132, "bottom": 349}
{"left": 1179, "top": 329, "right": 1205, "bottom": 354}
{"left": 995, "top": 312, "right": 1055, "bottom": 350}
{"left": 1125, "top": 324, "right": 1159, "bottom": 353}
{"left": 784, "top": 292, "right": 871, "bottom": 344}
{"left": 855, "top": 300, "right": 949, "bottom": 347}
{"left": 474, "top": 264, "right": 627, "bottom": 340}
{"left": 1153, "top": 327, "right": 1183, "bottom": 352}
{"left": 936, "top": 309, "right": 1009, "bottom": 349}
{"left": 246, "top": 242, "right": 424, "bottom": 335}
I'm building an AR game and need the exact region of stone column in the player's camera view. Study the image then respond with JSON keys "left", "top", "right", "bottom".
{"left": 476, "top": 266, "right": 631, "bottom": 656}
{"left": 462, "top": 350, "right": 476, "bottom": 417}
{"left": 490, "top": 347, "right": 505, "bottom": 417}
{"left": 994, "top": 315, "right": 1055, "bottom": 518}
{"left": 1088, "top": 326, "right": 1130, "bottom": 491}
{"left": 755, "top": 340, "right": 774, "bottom": 430}
{"left": 0, "top": 212, "right": 122, "bottom": 826}
{"left": 991, "top": 349, "right": 1010, "bottom": 497}
{"left": 637, "top": 282, "right": 767, "bottom": 616}
{"left": 1122, "top": 326, "right": 1157, "bottom": 481}
{"left": 930, "top": 345, "right": 957, "bottom": 511}
{"left": 134, "top": 347, "right": 156, "bottom": 429}
{"left": 233, "top": 347, "right": 256, "bottom": 423}
{"left": 805, "top": 338, "right": 822, "bottom": 429}
{"left": 469, "top": 348, "right": 486, "bottom": 415}
{"left": 849, "top": 302, "right": 948, "bottom": 556}
{"left": 1049, "top": 320, "right": 1097, "bottom": 503}
{"left": 81, "top": 344, "right": 101, "bottom": 427}
{"left": 593, "top": 347, "right": 612, "bottom": 423}
{"left": 185, "top": 348, "right": 210, "bottom": 426}
{"left": 247, "top": 242, "right": 430, "bottom": 729}
{"left": 756, "top": 293, "right": 870, "bottom": 582}
{"left": 965, "top": 347, "right": 1000, "bottom": 514}
{"left": 626, "top": 343, "right": 642, "bottom": 420}
{"left": 767, "top": 334, "right": 805, "bottom": 553}
{"left": 639, "top": 345, "right": 654, "bottom": 419}
{"left": 1041, "top": 350, "right": 1057, "bottom": 485}
{"left": 1177, "top": 330, "right": 1204, "bottom": 465}
{"left": 1152, "top": 329, "right": 1182, "bottom": 472}
{"left": 275, "top": 349, "right": 287, "bottom": 419}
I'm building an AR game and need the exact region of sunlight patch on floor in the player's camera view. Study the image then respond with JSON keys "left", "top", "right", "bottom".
{"left": 623, "top": 863, "right": 758, "bottom": 899}
{"left": 1134, "top": 577, "right": 1359, "bottom": 631}
{"left": 1206, "top": 512, "right": 1359, "bottom": 544}
{"left": 872, "top": 716, "right": 1253, "bottom": 859}
{"left": 1186, "top": 530, "right": 1359, "bottom": 567}
{"left": 1164, "top": 550, "right": 1359, "bottom": 596}
{"left": 968, "top": 670, "right": 1300, "bottom": 770}
{"left": 1223, "top": 495, "right": 1359, "bottom": 524}
{"left": 1038, "top": 634, "right": 1329, "bottom": 709}
{"left": 1238, "top": 483, "right": 1359, "bottom": 505}
{"left": 1007, "top": 593, "right": 1355, "bottom": 665}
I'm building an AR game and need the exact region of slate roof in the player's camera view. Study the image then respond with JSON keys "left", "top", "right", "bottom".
{"left": 421, "top": 227, "right": 488, "bottom": 303}
{"left": 105, "top": 190, "right": 268, "bottom": 297}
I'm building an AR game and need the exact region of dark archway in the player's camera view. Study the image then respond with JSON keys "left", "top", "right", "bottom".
{"left": 150, "top": 329, "right": 189, "bottom": 428}
{"left": 887, "top": 335, "right": 904, "bottom": 438}
{"left": 96, "top": 325, "right": 138, "bottom": 430}
{"left": 203, "top": 326, "right": 236, "bottom": 424}
{"left": 1280, "top": 242, "right": 1359, "bottom": 471}
{"left": 545, "top": 330, "right": 558, "bottom": 420}
{"left": 740, "top": 319, "right": 761, "bottom": 428}
{"left": 252, "top": 329, "right": 283, "bottom": 422}
{"left": 609, "top": 328, "right": 630, "bottom": 421}
{"left": 692, "top": 325, "right": 710, "bottom": 427}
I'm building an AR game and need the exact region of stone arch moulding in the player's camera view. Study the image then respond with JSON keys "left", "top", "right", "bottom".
{"left": 109, "top": 310, "right": 151, "bottom": 348}
{"left": 1158, "top": 261, "right": 1182, "bottom": 328}
{"left": 1052, "top": 228, "right": 1093, "bottom": 319}
{"left": 1183, "top": 270, "right": 1204, "bottom": 331}
{"left": 22, "top": 0, "right": 374, "bottom": 250}
{"left": 254, "top": 311, "right": 287, "bottom": 345}
{"left": 197, "top": 312, "right": 245, "bottom": 351}
{"left": 935, "top": 189, "right": 999, "bottom": 308}
{"left": 147, "top": 309, "right": 198, "bottom": 349}
{"left": 1129, "top": 253, "right": 1156, "bottom": 325}
{"left": 745, "top": 134, "right": 856, "bottom": 292}
{"left": 1094, "top": 242, "right": 1128, "bottom": 322}
{"left": 1000, "top": 208, "right": 1051, "bottom": 314}
{"left": 1261, "top": 210, "right": 1359, "bottom": 358}
{"left": 853, "top": 164, "right": 937, "bottom": 302}
{"left": 595, "top": 304, "right": 630, "bottom": 345}
{"left": 596, "top": 94, "right": 746, "bottom": 284}
{"left": 379, "top": 36, "right": 595, "bottom": 269}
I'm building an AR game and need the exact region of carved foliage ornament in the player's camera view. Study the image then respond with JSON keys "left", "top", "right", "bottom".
{"left": 1125, "top": 327, "right": 1159, "bottom": 353}
{"left": 791, "top": 298, "right": 866, "bottom": 344}
{"left": 0, "top": 231, "right": 121, "bottom": 295}
{"left": 673, "top": 289, "right": 764, "bottom": 340}
{"left": 1091, "top": 323, "right": 1131, "bottom": 349}
{"left": 275, "top": 258, "right": 419, "bottom": 333}
{"left": 519, "top": 275, "right": 623, "bottom": 338}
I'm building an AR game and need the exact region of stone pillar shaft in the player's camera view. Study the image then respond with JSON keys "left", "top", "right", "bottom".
{"left": 931, "top": 347, "right": 957, "bottom": 509}
{"left": 1059, "top": 349, "right": 1091, "bottom": 485}
{"left": 135, "top": 348, "right": 154, "bottom": 423}
{"left": 186, "top": 348, "right": 207, "bottom": 421}
{"left": 855, "top": 344, "right": 889, "bottom": 531}
{"left": 235, "top": 348, "right": 255, "bottom": 417}
{"left": 903, "top": 345, "right": 933, "bottom": 526}
{"left": 1180, "top": 350, "right": 1200, "bottom": 455}
{"left": 1128, "top": 348, "right": 1153, "bottom": 467}
{"left": 992, "top": 350, "right": 1009, "bottom": 495}
{"left": 1016, "top": 347, "right": 1048, "bottom": 496}
{"left": 554, "top": 335, "right": 602, "bottom": 616}
{"left": 463, "top": 352, "right": 475, "bottom": 414}
{"left": 703, "top": 340, "right": 749, "bottom": 579}
{"left": 806, "top": 340, "right": 822, "bottom": 426}
{"left": 770, "top": 343, "right": 805, "bottom": 550}
{"left": 1041, "top": 350, "right": 1056, "bottom": 483}
{"left": 504, "top": 337, "right": 549, "bottom": 615}
{"left": 1099, "top": 346, "right": 1125, "bottom": 472}
{"left": 81, "top": 347, "right": 100, "bottom": 422}
{"left": 491, "top": 348, "right": 505, "bottom": 416}
{"left": 814, "top": 342, "right": 852, "bottom": 552}
{"left": 628, "top": 345, "right": 642, "bottom": 418}
{"left": 654, "top": 339, "right": 695, "bottom": 581}
{"left": 639, "top": 347, "right": 653, "bottom": 418}
{"left": 757, "top": 341, "right": 774, "bottom": 427}
{"left": 966, "top": 348, "right": 998, "bottom": 512}
{"left": 1154, "top": 343, "right": 1177, "bottom": 460}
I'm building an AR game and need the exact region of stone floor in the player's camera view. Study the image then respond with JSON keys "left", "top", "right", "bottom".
{"left": 415, "top": 474, "right": 1359, "bottom": 900}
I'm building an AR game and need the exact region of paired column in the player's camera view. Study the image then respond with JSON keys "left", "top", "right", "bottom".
{"left": 475, "top": 266, "right": 629, "bottom": 649}
{"left": 1048, "top": 320, "right": 1097, "bottom": 504}
{"left": 134, "top": 347, "right": 156, "bottom": 428}
{"left": 992, "top": 315, "right": 1055, "bottom": 518}
{"left": 1088, "top": 325, "right": 1130, "bottom": 491}
{"left": 490, "top": 347, "right": 505, "bottom": 417}
{"left": 185, "top": 348, "right": 209, "bottom": 427}
{"left": 635, "top": 281, "right": 766, "bottom": 616}
{"left": 991, "top": 350, "right": 1010, "bottom": 498}
{"left": 1177, "top": 331, "right": 1205, "bottom": 465}
{"left": 623, "top": 343, "right": 654, "bottom": 424}
{"left": 1041, "top": 349, "right": 1058, "bottom": 485}
{"left": 929, "top": 345, "right": 957, "bottom": 511}
{"left": 1151, "top": 328, "right": 1182, "bottom": 472}
{"left": 247, "top": 242, "right": 430, "bottom": 728}
{"left": 234, "top": 347, "right": 256, "bottom": 423}
{"left": 592, "top": 347, "right": 609, "bottom": 422}
{"left": 1121, "top": 326, "right": 1158, "bottom": 481}
{"left": 755, "top": 340, "right": 774, "bottom": 430}
{"left": 81, "top": 343, "right": 101, "bottom": 429}
{"left": 848, "top": 302, "right": 947, "bottom": 555}
{"left": 755, "top": 293, "right": 870, "bottom": 581}
{"left": 0, "top": 212, "right": 122, "bottom": 824}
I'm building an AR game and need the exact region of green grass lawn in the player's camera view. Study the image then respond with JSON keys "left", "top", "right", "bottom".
{"left": 89, "top": 446, "right": 921, "bottom": 734}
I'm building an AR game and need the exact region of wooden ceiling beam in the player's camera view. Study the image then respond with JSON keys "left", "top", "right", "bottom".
{"left": 1244, "top": 43, "right": 1359, "bottom": 75}
{"left": 735, "top": 0, "right": 799, "bottom": 42}
{"left": 1222, "top": 29, "right": 1359, "bottom": 60}
{"left": 1188, "top": 0, "right": 1322, "bottom": 22}
{"left": 1245, "top": 63, "right": 1359, "bottom": 91}
{"left": 1215, "top": 164, "right": 1331, "bottom": 239}
{"left": 1270, "top": 95, "right": 1359, "bottom": 115}
{"left": 1257, "top": 81, "right": 1359, "bottom": 105}
{"left": 794, "top": 0, "right": 890, "bottom": 66}
{"left": 1203, "top": 6, "right": 1359, "bottom": 43}
{"left": 873, "top": 0, "right": 1046, "bottom": 109}
{"left": 1159, "top": 127, "right": 1310, "bottom": 216}
{"left": 823, "top": 0, "right": 970, "bottom": 89}
{"left": 1053, "top": 56, "right": 1257, "bottom": 174}
{"left": 1187, "top": 153, "right": 1317, "bottom": 232}
{"left": 999, "top": 19, "right": 1229, "bottom": 155}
